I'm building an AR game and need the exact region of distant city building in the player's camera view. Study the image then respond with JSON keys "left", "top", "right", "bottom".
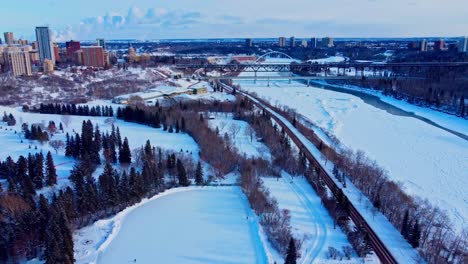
{"left": 3, "top": 47, "right": 32, "bottom": 76}
{"left": 53, "top": 43, "right": 60, "bottom": 62}
{"left": 35, "top": 26, "right": 55, "bottom": 64}
{"left": 459, "top": 36, "right": 468, "bottom": 53}
{"left": 290, "top": 37, "right": 296, "bottom": 48}
{"left": 16, "top": 39, "right": 28, "bottom": 45}
{"left": 321, "top": 37, "right": 334, "bottom": 48}
{"left": 66, "top": 40, "right": 81, "bottom": 58}
{"left": 420, "top": 39, "right": 427, "bottom": 52}
{"left": 278, "top": 37, "right": 286, "bottom": 47}
{"left": 310, "top": 37, "right": 318, "bottom": 49}
{"left": 75, "top": 50, "right": 84, "bottom": 65}
{"left": 408, "top": 42, "right": 419, "bottom": 50}
{"left": 434, "top": 39, "right": 444, "bottom": 51}
{"left": 82, "top": 46, "right": 105, "bottom": 67}
{"left": 4, "top": 32, "right": 14, "bottom": 46}
{"left": 97, "top": 38, "right": 106, "bottom": 50}
{"left": 301, "top": 39, "right": 308, "bottom": 48}
{"left": 245, "top": 38, "right": 253, "bottom": 47}
{"left": 104, "top": 51, "right": 111, "bottom": 66}
{"left": 43, "top": 59, "right": 54, "bottom": 73}
{"left": 29, "top": 51, "right": 40, "bottom": 65}
{"left": 31, "top": 41, "right": 38, "bottom": 50}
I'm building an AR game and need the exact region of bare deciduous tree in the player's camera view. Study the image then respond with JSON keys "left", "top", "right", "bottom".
{"left": 49, "top": 140, "right": 64, "bottom": 154}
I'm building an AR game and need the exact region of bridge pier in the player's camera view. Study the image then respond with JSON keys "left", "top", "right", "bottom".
{"left": 254, "top": 71, "right": 257, "bottom": 84}
{"left": 289, "top": 72, "right": 292, "bottom": 84}
{"left": 307, "top": 79, "right": 310, "bottom": 87}
{"left": 267, "top": 77, "right": 270, "bottom": 87}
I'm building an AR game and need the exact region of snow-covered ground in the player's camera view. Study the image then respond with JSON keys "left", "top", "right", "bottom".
{"left": 307, "top": 56, "right": 346, "bottom": 64}
{"left": 74, "top": 187, "right": 274, "bottom": 264}
{"left": 235, "top": 69, "right": 468, "bottom": 232}
{"left": 263, "top": 174, "right": 366, "bottom": 264}
{"left": 315, "top": 80, "right": 468, "bottom": 136}
{"left": 207, "top": 113, "right": 271, "bottom": 160}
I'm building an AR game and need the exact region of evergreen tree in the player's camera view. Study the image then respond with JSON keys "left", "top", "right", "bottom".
{"left": 409, "top": 221, "right": 421, "bottom": 248}
{"left": 118, "top": 137, "right": 132, "bottom": 164}
{"left": 195, "top": 161, "right": 204, "bottom": 185}
{"left": 176, "top": 159, "right": 190, "bottom": 186}
{"left": 45, "top": 152, "right": 57, "bottom": 186}
{"left": 401, "top": 210, "right": 410, "bottom": 239}
{"left": 284, "top": 238, "right": 297, "bottom": 264}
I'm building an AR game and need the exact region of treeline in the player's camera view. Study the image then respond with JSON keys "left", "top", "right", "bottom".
{"left": 267, "top": 99, "right": 467, "bottom": 263}
{"left": 334, "top": 78, "right": 467, "bottom": 117}
{"left": 31, "top": 103, "right": 114, "bottom": 117}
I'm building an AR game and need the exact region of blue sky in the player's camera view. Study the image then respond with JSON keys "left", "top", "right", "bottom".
{"left": 1, "top": 0, "right": 467, "bottom": 41}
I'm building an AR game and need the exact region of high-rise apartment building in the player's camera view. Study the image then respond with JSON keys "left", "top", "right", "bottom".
{"left": 35, "top": 26, "right": 55, "bottom": 64}
{"left": 279, "top": 37, "right": 286, "bottom": 47}
{"left": 82, "top": 46, "right": 105, "bottom": 67}
{"left": 420, "top": 39, "right": 427, "bottom": 52}
{"left": 310, "top": 37, "right": 318, "bottom": 49}
{"left": 43, "top": 59, "right": 54, "bottom": 73}
{"left": 66, "top": 40, "right": 81, "bottom": 58}
{"left": 53, "top": 43, "right": 60, "bottom": 62}
{"left": 290, "top": 36, "right": 296, "bottom": 47}
{"left": 321, "top": 37, "right": 334, "bottom": 48}
{"left": 301, "top": 39, "right": 308, "bottom": 48}
{"left": 434, "top": 39, "right": 444, "bottom": 51}
{"left": 4, "top": 48, "right": 32, "bottom": 76}
{"left": 97, "top": 38, "right": 106, "bottom": 50}
{"left": 4, "top": 32, "right": 14, "bottom": 46}
{"left": 459, "top": 36, "right": 468, "bottom": 53}
{"left": 245, "top": 38, "right": 253, "bottom": 47}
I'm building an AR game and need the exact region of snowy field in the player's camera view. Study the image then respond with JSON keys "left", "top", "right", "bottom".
{"left": 74, "top": 187, "right": 272, "bottom": 264}
{"left": 235, "top": 63, "right": 468, "bottom": 231}
{"left": 207, "top": 113, "right": 271, "bottom": 160}
{"left": 263, "top": 174, "right": 366, "bottom": 264}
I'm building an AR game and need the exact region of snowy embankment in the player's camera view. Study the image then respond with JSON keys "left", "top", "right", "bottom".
{"left": 235, "top": 87, "right": 424, "bottom": 264}
{"left": 207, "top": 113, "right": 271, "bottom": 160}
{"left": 74, "top": 187, "right": 273, "bottom": 264}
{"left": 263, "top": 174, "right": 366, "bottom": 264}
{"left": 235, "top": 71, "right": 468, "bottom": 232}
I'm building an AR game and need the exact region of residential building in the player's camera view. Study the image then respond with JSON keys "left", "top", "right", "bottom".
{"left": 53, "top": 43, "right": 60, "bottom": 62}
{"left": 310, "top": 37, "right": 318, "bottom": 48}
{"left": 66, "top": 40, "right": 81, "bottom": 58}
{"left": 459, "top": 36, "right": 468, "bottom": 53}
{"left": 321, "top": 37, "right": 334, "bottom": 48}
{"left": 278, "top": 37, "right": 286, "bottom": 47}
{"left": 32, "top": 41, "right": 38, "bottom": 50}
{"left": 75, "top": 50, "right": 84, "bottom": 65}
{"left": 245, "top": 38, "right": 253, "bottom": 47}
{"left": 104, "top": 51, "right": 111, "bottom": 66}
{"left": 4, "top": 32, "right": 14, "bottom": 46}
{"left": 82, "top": 46, "right": 105, "bottom": 67}
{"left": 290, "top": 36, "right": 296, "bottom": 47}
{"left": 35, "top": 26, "right": 55, "bottom": 63}
{"left": 434, "top": 39, "right": 444, "bottom": 51}
{"left": 4, "top": 47, "right": 32, "bottom": 76}
{"left": 420, "top": 39, "right": 427, "bottom": 52}
{"left": 43, "top": 59, "right": 54, "bottom": 73}
{"left": 97, "top": 38, "right": 106, "bottom": 50}
{"left": 29, "top": 51, "right": 40, "bottom": 65}
{"left": 301, "top": 39, "right": 308, "bottom": 48}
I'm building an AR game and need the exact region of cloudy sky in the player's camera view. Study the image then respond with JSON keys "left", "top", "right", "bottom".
{"left": 1, "top": 0, "right": 467, "bottom": 41}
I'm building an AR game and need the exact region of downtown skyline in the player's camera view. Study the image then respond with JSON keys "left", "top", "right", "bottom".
{"left": 1, "top": 0, "right": 468, "bottom": 41}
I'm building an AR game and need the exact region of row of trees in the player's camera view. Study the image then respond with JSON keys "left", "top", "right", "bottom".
{"left": 64, "top": 121, "right": 131, "bottom": 166}
{"left": 268, "top": 98, "right": 467, "bottom": 263}
{"left": 0, "top": 152, "right": 57, "bottom": 195}
{"left": 32, "top": 103, "right": 114, "bottom": 117}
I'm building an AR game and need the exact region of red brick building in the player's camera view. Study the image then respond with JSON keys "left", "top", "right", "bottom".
{"left": 82, "top": 46, "right": 105, "bottom": 67}
{"left": 66, "top": 41, "right": 81, "bottom": 57}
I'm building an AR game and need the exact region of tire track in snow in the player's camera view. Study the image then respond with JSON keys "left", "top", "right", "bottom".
{"left": 284, "top": 176, "right": 328, "bottom": 264}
